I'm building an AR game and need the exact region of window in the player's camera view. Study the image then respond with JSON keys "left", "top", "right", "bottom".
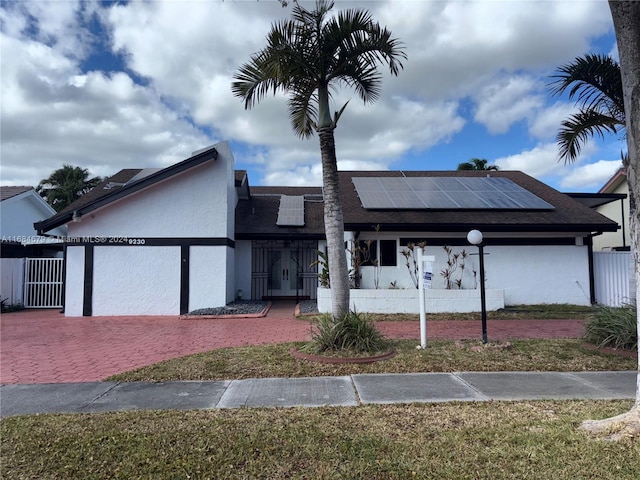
{"left": 379, "top": 239, "right": 397, "bottom": 266}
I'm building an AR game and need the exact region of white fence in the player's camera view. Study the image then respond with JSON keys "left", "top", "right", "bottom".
{"left": 1, "top": 258, "right": 25, "bottom": 305}
{"left": 593, "top": 251, "right": 632, "bottom": 307}
{"left": 23, "top": 258, "right": 64, "bottom": 308}
{"left": 0, "top": 258, "right": 64, "bottom": 308}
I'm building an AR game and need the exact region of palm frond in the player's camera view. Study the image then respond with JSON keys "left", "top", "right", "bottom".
{"left": 549, "top": 53, "right": 624, "bottom": 122}
{"left": 557, "top": 109, "right": 621, "bottom": 163}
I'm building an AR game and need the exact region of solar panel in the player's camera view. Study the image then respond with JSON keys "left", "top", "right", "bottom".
{"left": 352, "top": 176, "right": 554, "bottom": 210}
{"left": 276, "top": 195, "right": 305, "bottom": 226}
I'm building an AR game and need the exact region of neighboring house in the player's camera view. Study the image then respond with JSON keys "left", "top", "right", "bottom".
{"left": 593, "top": 168, "right": 630, "bottom": 252}
{"left": 1, "top": 186, "right": 66, "bottom": 256}
{"left": 1, "top": 186, "right": 67, "bottom": 305}
{"left": 35, "top": 141, "right": 618, "bottom": 316}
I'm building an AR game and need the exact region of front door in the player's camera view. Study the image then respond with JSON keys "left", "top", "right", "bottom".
{"left": 268, "top": 249, "right": 301, "bottom": 296}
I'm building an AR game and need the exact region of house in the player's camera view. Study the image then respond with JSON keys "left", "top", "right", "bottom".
{"left": 1, "top": 186, "right": 66, "bottom": 257}
{"left": 1, "top": 186, "right": 67, "bottom": 305}
{"left": 593, "top": 168, "right": 629, "bottom": 252}
{"left": 35, "top": 141, "right": 618, "bottom": 316}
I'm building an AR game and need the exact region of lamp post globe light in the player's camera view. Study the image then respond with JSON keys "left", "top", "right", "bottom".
{"left": 467, "top": 229, "right": 488, "bottom": 344}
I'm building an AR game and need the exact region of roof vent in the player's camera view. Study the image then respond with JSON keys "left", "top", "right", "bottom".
{"left": 276, "top": 195, "right": 305, "bottom": 226}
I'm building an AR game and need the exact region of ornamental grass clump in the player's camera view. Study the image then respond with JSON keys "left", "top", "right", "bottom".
{"left": 584, "top": 303, "right": 637, "bottom": 351}
{"left": 306, "top": 310, "right": 390, "bottom": 355}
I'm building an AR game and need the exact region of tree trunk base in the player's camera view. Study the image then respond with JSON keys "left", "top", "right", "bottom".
{"left": 579, "top": 406, "right": 640, "bottom": 441}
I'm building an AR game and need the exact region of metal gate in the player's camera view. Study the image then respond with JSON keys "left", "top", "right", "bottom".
{"left": 593, "top": 251, "right": 632, "bottom": 307}
{"left": 23, "top": 258, "right": 64, "bottom": 308}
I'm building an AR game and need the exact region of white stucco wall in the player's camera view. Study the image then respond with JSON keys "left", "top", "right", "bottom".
{"left": 189, "top": 246, "right": 232, "bottom": 310}
{"left": 62, "top": 141, "right": 238, "bottom": 316}
{"left": 68, "top": 161, "right": 228, "bottom": 239}
{"left": 234, "top": 240, "right": 252, "bottom": 301}
{"left": 354, "top": 241, "right": 592, "bottom": 308}
{"left": 64, "top": 246, "right": 85, "bottom": 316}
{"left": 92, "top": 246, "right": 180, "bottom": 316}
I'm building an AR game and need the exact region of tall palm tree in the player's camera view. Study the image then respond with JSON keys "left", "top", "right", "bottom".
{"left": 232, "top": 0, "right": 406, "bottom": 319}
{"left": 37, "top": 165, "right": 102, "bottom": 212}
{"left": 549, "top": 53, "right": 625, "bottom": 163}
{"left": 580, "top": 0, "right": 640, "bottom": 439}
{"left": 457, "top": 158, "right": 499, "bottom": 171}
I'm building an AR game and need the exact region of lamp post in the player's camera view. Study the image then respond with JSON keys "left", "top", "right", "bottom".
{"left": 467, "top": 229, "right": 487, "bottom": 344}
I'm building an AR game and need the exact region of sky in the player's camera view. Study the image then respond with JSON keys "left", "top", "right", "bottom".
{"left": 0, "top": 0, "right": 627, "bottom": 194}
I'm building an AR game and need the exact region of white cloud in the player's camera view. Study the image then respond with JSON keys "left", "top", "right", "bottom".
{"left": 0, "top": 0, "right": 620, "bottom": 192}
{"left": 560, "top": 160, "right": 623, "bottom": 190}
{"left": 473, "top": 76, "right": 543, "bottom": 134}
{"left": 495, "top": 142, "right": 568, "bottom": 179}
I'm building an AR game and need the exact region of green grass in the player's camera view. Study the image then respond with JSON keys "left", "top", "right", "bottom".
{"left": 106, "top": 339, "right": 636, "bottom": 382}
{"left": 2, "top": 401, "right": 638, "bottom": 479}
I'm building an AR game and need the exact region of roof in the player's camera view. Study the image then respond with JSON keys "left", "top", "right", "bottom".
{"left": 235, "top": 170, "right": 617, "bottom": 239}
{"left": 35, "top": 147, "right": 218, "bottom": 233}
{"left": 338, "top": 170, "right": 618, "bottom": 234}
{"left": 235, "top": 186, "right": 325, "bottom": 239}
{"left": 599, "top": 167, "right": 627, "bottom": 194}
{"left": 566, "top": 192, "right": 627, "bottom": 209}
{"left": 1, "top": 186, "right": 33, "bottom": 201}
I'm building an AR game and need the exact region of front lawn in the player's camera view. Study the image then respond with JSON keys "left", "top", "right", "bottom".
{"left": 2, "top": 401, "right": 638, "bottom": 479}
{"left": 106, "top": 339, "right": 636, "bottom": 382}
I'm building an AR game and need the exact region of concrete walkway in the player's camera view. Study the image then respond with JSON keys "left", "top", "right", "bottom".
{"left": 0, "top": 303, "right": 585, "bottom": 384}
{"left": 1, "top": 371, "right": 636, "bottom": 417}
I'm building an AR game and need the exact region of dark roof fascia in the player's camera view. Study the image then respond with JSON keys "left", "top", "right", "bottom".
{"left": 566, "top": 192, "right": 627, "bottom": 209}
{"left": 344, "top": 222, "right": 618, "bottom": 234}
{"left": 35, "top": 148, "right": 218, "bottom": 233}
{"left": 235, "top": 233, "right": 326, "bottom": 241}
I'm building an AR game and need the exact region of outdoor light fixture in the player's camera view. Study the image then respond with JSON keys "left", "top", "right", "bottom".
{"left": 467, "top": 229, "right": 488, "bottom": 344}
{"left": 72, "top": 211, "right": 82, "bottom": 223}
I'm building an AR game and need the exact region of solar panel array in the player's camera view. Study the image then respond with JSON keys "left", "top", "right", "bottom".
{"left": 352, "top": 177, "right": 554, "bottom": 210}
{"left": 276, "top": 195, "right": 305, "bottom": 226}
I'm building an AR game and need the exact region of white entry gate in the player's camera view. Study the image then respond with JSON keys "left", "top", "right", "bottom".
{"left": 23, "top": 258, "right": 64, "bottom": 308}
{"left": 593, "top": 251, "right": 632, "bottom": 307}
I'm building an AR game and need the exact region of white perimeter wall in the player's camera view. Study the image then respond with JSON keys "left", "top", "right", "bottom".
{"left": 93, "top": 246, "right": 180, "bottom": 316}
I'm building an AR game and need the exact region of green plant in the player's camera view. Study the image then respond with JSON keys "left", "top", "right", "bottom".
{"left": 584, "top": 303, "right": 637, "bottom": 350}
{"left": 310, "top": 250, "right": 330, "bottom": 288}
{"left": 1, "top": 298, "right": 24, "bottom": 313}
{"left": 305, "top": 310, "right": 389, "bottom": 354}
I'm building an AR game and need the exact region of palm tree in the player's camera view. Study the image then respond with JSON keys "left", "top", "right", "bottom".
{"left": 37, "top": 165, "right": 102, "bottom": 212}
{"left": 232, "top": 0, "right": 406, "bottom": 319}
{"left": 580, "top": 0, "right": 640, "bottom": 439}
{"left": 548, "top": 53, "right": 625, "bottom": 163}
{"left": 457, "top": 158, "right": 499, "bottom": 171}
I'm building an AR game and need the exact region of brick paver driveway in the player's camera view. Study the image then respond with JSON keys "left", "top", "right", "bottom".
{"left": 1, "top": 303, "right": 585, "bottom": 384}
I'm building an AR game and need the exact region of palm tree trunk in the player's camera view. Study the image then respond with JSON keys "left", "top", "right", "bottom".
{"left": 318, "top": 126, "right": 350, "bottom": 319}
{"left": 581, "top": 1, "right": 640, "bottom": 438}
{"left": 610, "top": 0, "right": 640, "bottom": 412}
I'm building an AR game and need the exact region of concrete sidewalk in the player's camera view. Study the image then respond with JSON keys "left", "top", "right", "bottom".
{"left": 1, "top": 371, "right": 636, "bottom": 417}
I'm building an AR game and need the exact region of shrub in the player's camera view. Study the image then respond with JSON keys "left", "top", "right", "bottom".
{"left": 306, "top": 310, "right": 389, "bottom": 354}
{"left": 584, "top": 303, "right": 637, "bottom": 350}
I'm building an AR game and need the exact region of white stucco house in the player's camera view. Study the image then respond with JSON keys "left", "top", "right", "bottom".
{"left": 35, "top": 141, "right": 619, "bottom": 316}
{"left": 1, "top": 186, "right": 66, "bottom": 254}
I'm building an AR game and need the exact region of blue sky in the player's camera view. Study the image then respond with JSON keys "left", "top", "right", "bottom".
{"left": 0, "top": 0, "right": 626, "bottom": 193}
